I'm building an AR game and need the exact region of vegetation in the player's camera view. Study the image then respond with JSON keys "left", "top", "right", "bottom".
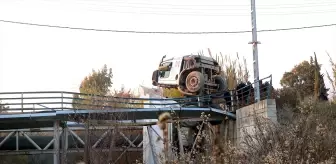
{"left": 72, "top": 64, "right": 142, "bottom": 110}
{"left": 133, "top": 51, "right": 336, "bottom": 164}
{"left": 206, "top": 49, "right": 249, "bottom": 90}
{"left": 326, "top": 52, "right": 336, "bottom": 102}
{"left": 275, "top": 53, "right": 329, "bottom": 113}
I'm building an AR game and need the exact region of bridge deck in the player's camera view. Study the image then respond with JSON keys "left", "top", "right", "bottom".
{"left": 0, "top": 107, "right": 234, "bottom": 130}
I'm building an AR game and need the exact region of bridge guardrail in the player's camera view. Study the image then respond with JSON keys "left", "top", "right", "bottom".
{"left": 0, "top": 75, "right": 273, "bottom": 114}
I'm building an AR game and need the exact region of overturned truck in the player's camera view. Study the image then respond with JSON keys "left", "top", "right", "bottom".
{"left": 152, "top": 55, "right": 227, "bottom": 95}
{"left": 152, "top": 55, "right": 227, "bottom": 107}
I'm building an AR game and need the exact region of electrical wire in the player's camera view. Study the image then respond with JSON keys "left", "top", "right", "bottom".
{"left": 5, "top": 0, "right": 336, "bottom": 16}
{"left": 74, "top": 1, "right": 336, "bottom": 11}
{"left": 61, "top": 0, "right": 336, "bottom": 8}
{"left": 21, "top": 1, "right": 336, "bottom": 17}
{"left": 86, "top": 7, "right": 336, "bottom": 17}
{"left": 0, "top": 19, "right": 335, "bottom": 34}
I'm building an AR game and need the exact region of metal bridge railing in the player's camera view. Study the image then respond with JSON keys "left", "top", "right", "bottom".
{"left": 209, "top": 75, "right": 274, "bottom": 111}
{"left": 0, "top": 91, "right": 212, "bottom": 113}
{"left": 0, "top": 75, "right": 274, "bottom": 114}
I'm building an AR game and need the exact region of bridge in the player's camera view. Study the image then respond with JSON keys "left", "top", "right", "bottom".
{"left": 0, "top": 76, "right": 273, "bottom": 164}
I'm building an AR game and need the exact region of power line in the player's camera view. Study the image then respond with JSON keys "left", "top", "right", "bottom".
{"left": 7, "top": 0, "right": 336, "bottom": 16}
{"left": 93, "top": 9, "right": 336, "bottom": 17}
{"left": 24, "top": 1, "right": 336, "bottom": 16}
{"left": 67, "top": 0, "right": 336, "bottom": 8}
{"left": 74, "top": 1, "right": 336, "bottom": 11}
{"left": 4, "top": 1, "right": 336, "bottom": 17}
{"left": 0, "top": 19, "right": 335, "bottom": 34}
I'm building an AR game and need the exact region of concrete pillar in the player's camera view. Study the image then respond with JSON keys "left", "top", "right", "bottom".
{"left": 236, "top": 99, "right": 277, "bottom": 147}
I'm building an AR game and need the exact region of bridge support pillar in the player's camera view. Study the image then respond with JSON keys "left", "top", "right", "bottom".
{"left": 236, "top": 99, "right": 277, "bottom": 147}
{"left": 54, "top": 120, "right": 60, "bottom": 164}
{"left": 62, "top": 125, "right": 68, "bottom": 164}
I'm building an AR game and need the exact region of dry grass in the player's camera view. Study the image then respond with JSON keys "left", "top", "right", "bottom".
{"left": 207, "top": 48, "right": 250, "bottom": 90}
{"left": 325, "top": 52, "right": 336, "bottom": 102}
{"left": 136, "top": 97, "right": 336, "bottom": 164}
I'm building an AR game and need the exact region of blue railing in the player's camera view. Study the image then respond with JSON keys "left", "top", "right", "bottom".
{"left": 0, "top": 75, "right": 273, "bottom": 113}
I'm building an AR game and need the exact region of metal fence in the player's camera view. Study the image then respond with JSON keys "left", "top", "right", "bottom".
{"left": 0, "top": 75, "right": 273, "bottom": 113}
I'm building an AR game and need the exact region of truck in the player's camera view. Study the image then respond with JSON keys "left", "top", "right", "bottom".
{"left": 152, "top": 54, "right": 227, "bottom": 97}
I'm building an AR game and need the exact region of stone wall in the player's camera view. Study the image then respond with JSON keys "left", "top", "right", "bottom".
{"left": 236, "top": 99, "right": 277, "bottom": 146}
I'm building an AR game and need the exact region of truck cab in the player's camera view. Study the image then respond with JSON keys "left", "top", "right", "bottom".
{"left": 156, "top": 56, "right": 183, "bottom": 86}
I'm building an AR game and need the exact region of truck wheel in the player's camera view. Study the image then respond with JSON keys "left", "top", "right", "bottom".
{"left": 185, "top": 71, "right": 204, "bottom": 93}
{"left": 213, "top": 75, "right": 227, "bottom": 92}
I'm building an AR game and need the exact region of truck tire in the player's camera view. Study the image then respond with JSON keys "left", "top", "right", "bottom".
{"left": 213, "top": 75, "right": 227, "bottom": 92}
{"left": 185, "top": 71, "right": 205, "bottom": 93}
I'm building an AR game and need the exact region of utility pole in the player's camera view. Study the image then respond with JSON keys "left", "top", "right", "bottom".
{"left": 248, "top": 0, "right": 261, "bottom": 102}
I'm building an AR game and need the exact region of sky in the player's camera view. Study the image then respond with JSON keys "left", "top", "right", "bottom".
{"left": 0, "top": 0, "right": 335, "bottom": 94}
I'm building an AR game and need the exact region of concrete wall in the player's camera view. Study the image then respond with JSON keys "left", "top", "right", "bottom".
{"left": 236, "top": 99, "right": 277, "bottom": 146}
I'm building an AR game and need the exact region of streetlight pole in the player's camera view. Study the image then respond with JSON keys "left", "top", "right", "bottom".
{"left": 249, "top": 0, "right": 261, "bottom": 102}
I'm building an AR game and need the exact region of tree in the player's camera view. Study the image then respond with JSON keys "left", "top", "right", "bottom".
{"left": 279, "top": 54, "right": 328, "bottom": 100}
{"left": 73, "top": 64, "right": 113, "bottom": 109}
{"left": 280, "top": 60, "right": 315, "bottom": 99}
{"left": 313, "top": 53, "right": 329, "bottom": 101}
{"left": 277, "top": 54, "right": 329, "bottom": 110}
{"left": 109, "top": 85, "right": 144, "bottom": 108}
{"left": 73, "top": 65, "right": 142, "bottom": 110}
{"left": 79, "top": 64, "right": 113, "bottom": 95}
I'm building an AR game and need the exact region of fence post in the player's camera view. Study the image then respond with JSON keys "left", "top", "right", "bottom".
{"left": 266, "top": 75, "right": 273, "bottom": 99}
{"left": 230, "top": 90, "right": 234, "bottom": 112}
{"left": 61, "top": 92, "right": 64, "bottom": 111}
{"left": 21, "top": 92, "right": 23, "bottom": 113}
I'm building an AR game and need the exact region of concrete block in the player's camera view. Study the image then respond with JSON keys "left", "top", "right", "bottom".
{"left": 240, "top": 117, "right": 254, "bottom": 127}
{"left": 267, "top": 99, "right": 276, "bottom": 105}
{"left": 267, "top": 110, "right": 277, "bottom": 118}
{"left": 235, "top": 99, "right": 278, "bottom": 147}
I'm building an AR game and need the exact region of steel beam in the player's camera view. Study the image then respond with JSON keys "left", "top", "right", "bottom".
{"left": 0, "top": 131, "right": 15, "bottom": 148}
{"left": 68, "top": 129, "right": 85, "bottom": 145}
{"left": 0, "top": 148, "right": 142, "bottom": 155}
{"left": 54, "top": 120, "right": 60, "bottom": 164}
{"left": 119, "top": 131, "right": 136, "bottom": 147}
{"left": 16, "top": 131, "right": 19, "bottom": 151}
{"left": 20, "top": 131, "right": 42, "bottom": 150}
{"left": 92, "top": 129, "right": 109, "bottom": 149}
{"left": 113, "top": 134, "right": 140, "bottom": 164}
{"left": 84, "top": 121, "right": 90, "bottom": 164}
{"left": 0, "top": 125, "right": 142, "bottom": 132}
{"left": 62, "top": 127, "right": 68, "bottom": 164}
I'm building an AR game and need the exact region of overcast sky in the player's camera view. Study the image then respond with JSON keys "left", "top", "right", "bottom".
{"left": 0, "top": 0, "right": 335, "bottom": 94}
